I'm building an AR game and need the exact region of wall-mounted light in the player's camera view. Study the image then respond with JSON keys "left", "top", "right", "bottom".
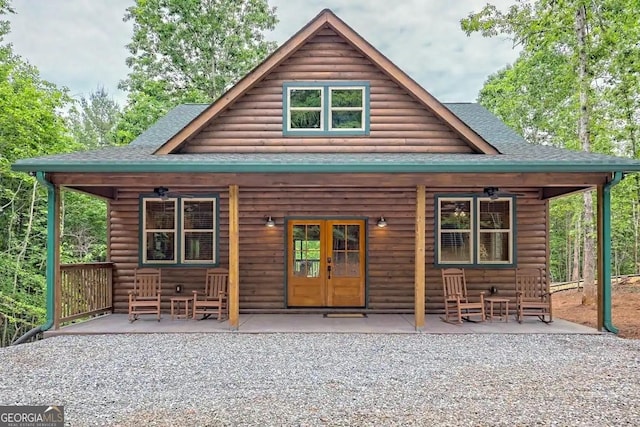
{"left": 377, "top": 216, "right": 387, "bottom": 228}
{"left": 265, "top": 216, "right": 276, "bottom": 227}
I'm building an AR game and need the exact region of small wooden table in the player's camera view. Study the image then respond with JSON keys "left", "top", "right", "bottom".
{"left": 170, "top": 296, "right": 191, "bottom": 320}
{"left": 485, "top": 297, "right": 510, "bottom": 322}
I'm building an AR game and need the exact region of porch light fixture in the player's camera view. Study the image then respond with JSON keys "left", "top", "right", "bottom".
{"left": 377, "top": 216, "right": 387, "bottom": 228}
{"left": 265, "top": 216, "right": 276, "bottom": 227}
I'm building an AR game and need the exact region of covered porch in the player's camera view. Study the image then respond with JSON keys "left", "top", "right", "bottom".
{"left": 44, "top": 312, "right": 599, "bottom": 336}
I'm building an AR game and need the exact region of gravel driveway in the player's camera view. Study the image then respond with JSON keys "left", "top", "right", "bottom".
{"left": 1, "top": 333, "right": 639, "bottom": 426}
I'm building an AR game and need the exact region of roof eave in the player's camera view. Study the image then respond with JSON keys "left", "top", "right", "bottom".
{"left": 12, "top": 162, "right": 640, "bottom": 174}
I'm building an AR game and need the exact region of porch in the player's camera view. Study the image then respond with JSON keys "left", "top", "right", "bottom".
{"left": 44, "top": 313, "right": 598, "bottom": 336}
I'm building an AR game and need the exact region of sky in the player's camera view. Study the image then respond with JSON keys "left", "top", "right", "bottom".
{"left": 4, "top": 0, "right": 520, "bottom": 106}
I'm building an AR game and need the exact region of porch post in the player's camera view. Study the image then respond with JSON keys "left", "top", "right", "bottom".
{"left": 53, "top": 185, "right": 61, "bottom": 330}
{"left": 228, "top": 184, "right": 240, "bottom": 330}
{"left": 597, "top": 173, "right": 622, "bottom": 334}
{"left": 414, "top": 185, "right": 426, "bottom": 330}
{"left": 596, "top": 185, "right": 604, "bottom": 331}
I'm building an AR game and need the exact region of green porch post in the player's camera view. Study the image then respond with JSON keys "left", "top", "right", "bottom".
{"left": 599, "top": 172, "right": 622, "bottom": 334}
{"left": 12, "top": 172, "right": 57, "bottom": 344}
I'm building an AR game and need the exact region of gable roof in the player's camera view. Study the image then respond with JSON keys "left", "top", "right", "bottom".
{"left": 153, "top": 8, "right": 499, "bottom": 156}
{"left": 12, "top": 102, "right": 640, "bottom": 174}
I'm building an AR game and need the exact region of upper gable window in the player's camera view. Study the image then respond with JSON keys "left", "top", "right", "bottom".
{"left": 283, "top": 82, "right": 370, "bottom": 136}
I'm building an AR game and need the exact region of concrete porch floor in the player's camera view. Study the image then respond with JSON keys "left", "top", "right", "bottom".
{"left": 43, "top": 313, "right": 600, "bottom": 336}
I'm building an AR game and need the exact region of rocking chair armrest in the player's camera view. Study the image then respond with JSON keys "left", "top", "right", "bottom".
{"left": 217, "top": 290, "right": 228, "bottom": 299}
{"left": 128, "top": 290, "right": 137, "bottom": 296}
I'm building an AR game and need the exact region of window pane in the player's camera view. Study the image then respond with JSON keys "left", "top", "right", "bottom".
{"left": 183, "top": 200, "right": 214, "bottom": 229}
{"left": 145, "top": 200, "right": 175, "bottom": 229}
{"left": 331, "top": 111, "right": 362, "bottom": 129}
{"left": 439, "top": 232, "right": 471, "bottom": 263}
{"left": 184, "top": 232, "right": 214, "bottom": 261}
{"left": 479, "top": 232, "right": 510, "bottom": 262}
{"left": 480, "top": 200, "right": 510, "bottom": 229}
{"left": 290, "top": 111, "right": 321, "bottom": 129}
{"left": 290, "top": 89, "right": 321, "bottom": 108}
{"left": 146, "top": 232, "right": 175, "bottom": 261}
{"left": 331, "top": 89, "right": 362, "bottom": 107}
{"left": 440, "top": 200, "right": 471, "bottom": 230}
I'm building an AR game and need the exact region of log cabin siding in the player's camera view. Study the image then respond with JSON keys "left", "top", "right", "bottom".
{"left": 182, "top": 27, "right": 473, "bottom": 154}
{"left": 109, "top": 185, "right": 547, "bottom": 314}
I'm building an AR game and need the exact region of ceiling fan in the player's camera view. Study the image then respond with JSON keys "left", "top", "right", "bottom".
{"left": 152, "top": 187, "right": 197, "bottom": 199}
{"left": 482, "top": 187, "right": 525, "bottom": 200}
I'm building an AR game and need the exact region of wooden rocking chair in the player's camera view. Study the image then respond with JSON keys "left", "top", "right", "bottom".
{"left": 441, "top": 268, "right": 485, "bottom": 324}
{"left": 128, "top": 268, "right": 162, "bottom": 322}
{"left": 515, "top": 268, "right": 553, "bottom": 323}
{"left": 193, "top": 268, "right": 229, "bottom": 321}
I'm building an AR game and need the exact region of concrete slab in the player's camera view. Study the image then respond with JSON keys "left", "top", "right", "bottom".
{"left": 44, "top": 313, "right": 600, "bottom": 336}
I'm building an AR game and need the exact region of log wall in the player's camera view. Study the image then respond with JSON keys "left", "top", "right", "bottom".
{"left": 109, "top": 186, "right": 547, "bottom": 313}
{"left": 182, "top": 27, "right": 473, "bottom": 154}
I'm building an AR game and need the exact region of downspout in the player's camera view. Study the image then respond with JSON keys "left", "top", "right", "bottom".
{"left": 12, "top": 172, "right": 56, "bottom": 345}
{"left": 602, "top": 171, "right": 623, "bottom": 334}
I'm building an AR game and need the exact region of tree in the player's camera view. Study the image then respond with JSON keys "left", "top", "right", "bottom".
{"left": 67, "top": 87, "right": 121, "bottom": 148}
{"left": 461, "top": 0, "right": 640, "bottom": 303}
{"left": 0, "top": 0, "right": 77, "bottom": 345}
{"left": 116, "top": 0, "right": 278, "bottom": 143}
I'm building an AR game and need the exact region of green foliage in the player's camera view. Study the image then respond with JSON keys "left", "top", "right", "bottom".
{"left": 116, "top": 0, "right": 278, "bottom": 144}
{"left": 67, "top": 86, "right": 121, "bottom": 148}
{"left": 463, "top": 0, "right": 640, "bottom": 281}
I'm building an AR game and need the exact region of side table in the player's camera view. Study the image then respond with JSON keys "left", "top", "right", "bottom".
{"left": 485, "top": 297, "right": 510, "bottom": 322}
{"left": 170, "top": 296, "right": 191, "bottom": 320}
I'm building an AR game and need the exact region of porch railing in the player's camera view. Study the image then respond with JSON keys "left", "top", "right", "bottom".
{"left": 59, "top": 262, "right": 113, "bottom": 324}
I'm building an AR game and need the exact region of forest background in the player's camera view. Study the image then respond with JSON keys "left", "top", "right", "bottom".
{"left": 1, "top": 0, "right": 639, "bottom": 346}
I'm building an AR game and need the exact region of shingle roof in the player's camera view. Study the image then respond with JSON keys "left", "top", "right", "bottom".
{"left": 12, "top": 103, "right": 640, "bottom": 173}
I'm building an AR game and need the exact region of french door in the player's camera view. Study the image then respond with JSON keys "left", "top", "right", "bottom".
{"left": 287, "top": 219, "right": 365, "bottom": 307}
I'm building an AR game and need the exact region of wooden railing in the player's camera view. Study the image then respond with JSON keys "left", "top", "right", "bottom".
{"left": 59, "top": 262, "right": 113, "bottom": 324}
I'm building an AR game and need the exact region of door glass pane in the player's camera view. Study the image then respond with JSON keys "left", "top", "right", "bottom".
{"left": 292, "top": 224, "right": 320, "bottom": 277}
{"left": 333, "top": 224, "right": 360, "bottom": 277}
{"left": 346, "top": 225, "right": 359, "bottom": 250}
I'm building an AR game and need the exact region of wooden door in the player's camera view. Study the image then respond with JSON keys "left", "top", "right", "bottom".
{"left": 287, "top": 219, "right": 365, "bottom": 307}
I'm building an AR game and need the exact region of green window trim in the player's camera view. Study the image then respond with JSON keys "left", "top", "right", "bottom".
{"left": 282, "top": 81, "right": 370, "bottom": 136}
{"left": 139, "top": 194, "right": 220, "bottom": 267}
{"left": 434, "top": 194, "right": 516, "bottom": 268}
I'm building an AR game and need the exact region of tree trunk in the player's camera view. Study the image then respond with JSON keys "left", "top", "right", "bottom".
{"left": 572, "top": 225, "right": 581, "bottom": 282}
{"left": 575, "top": 5, "right": 596, "bottom": 305}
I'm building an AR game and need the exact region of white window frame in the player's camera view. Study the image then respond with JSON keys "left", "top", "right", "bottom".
{"left": 328, "top": 86, "right": 366, "bottom": 131}
{"left": 180, "top": 198, "right": 217, "bottom": 264}
{"left": 140, "top": 195, "right": 219, "bottom": 266}
{"left": 286, "top": 86, "right": 324, "bottom": 132}
{"left": 142, "top": 197, "right": 178, "bottom": 264}
{"left": 436, "top": 195, "right": 515, "bottom": 266}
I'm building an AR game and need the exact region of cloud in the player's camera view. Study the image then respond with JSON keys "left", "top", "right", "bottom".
{"left": 5, "top": 0, "right": 520, "bottom": 105}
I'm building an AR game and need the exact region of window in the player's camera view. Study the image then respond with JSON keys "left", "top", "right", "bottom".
{"left": 436, "top": 195, "right": 515, "bottom": 266}
{"left": 283, "top": 82, "right": 370, "bottom": 135}
{"left": 140, "top": 196, "right": 218, "bottom": 266}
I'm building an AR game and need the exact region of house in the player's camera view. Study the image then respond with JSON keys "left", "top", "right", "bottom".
{"left": 12, "top": 9, "right": 640, "bottom": 333}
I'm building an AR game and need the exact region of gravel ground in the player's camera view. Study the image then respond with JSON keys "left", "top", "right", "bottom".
{"left": 1, "top": 333, "right": 639, "bottom": 426}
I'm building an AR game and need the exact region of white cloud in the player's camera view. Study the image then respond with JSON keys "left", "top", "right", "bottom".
{"left": 5, "top": 0, "right": 520, "bottom": 105}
